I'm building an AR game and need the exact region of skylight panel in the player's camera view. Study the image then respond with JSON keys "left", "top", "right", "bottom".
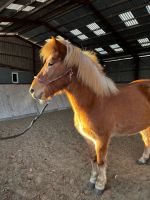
{"left": 86, "top": 22, "right": 100, "bottom": 30}
{"left": 95, "top": 47, "right": 104, "bottom": 52}
{"left": 119, "top": 11, "right": 134, "bottom": 21}
{"left": 114, "top": 48, "right": 124, "bottom": 52}
{"left": 70, "top": 29, "right": 88, "bottom": 40}
{"left": 70, "top": 29, "right": 82, "bottom": 36}
{"left": 23, "top": 6, "right": 35, "bottom": 12}
{"left": 141, "top": 43, "right": 150, "bottom": 47}
{"left": 36, "top": 0, "right": 47, "bottom": 2}
{"left": 99, "top": 51, "right": 108, "bottom": 55}
{"left": 125, "top": 19, "right": 138, "bottom": 27}
{"left": 146, "top": 5, "right": 150, "bottom": 13}
{"left": 94, "top": 29, "right": 106, "bottom": 36}
{"left": 138, "top": 38, "right": 149, "bottom": 43}
{"left": 86, "top": 22, "right": 106, "bottom": 36}
{"left": 110, "top": 44, "right": 124, "bottom": 53}
{"left": 0, "top": 22, "right": 10, "bottom": 25}
{"left": 137, "top": 37, "right": 150, "bottom": 47}
{"left": 77, "top": 34, "right": 88, "bottom": 40}
{"left": 110, "top": 44, "right": 120, "bottom": 49}
{"left": 119, "top": 11, "right": 138, "bottom": 27}
{"left": 7, "top": 3, "right": 23, "bottom": 10}
{"left": 95, "top": 47, "right": 108, "bottom": 55}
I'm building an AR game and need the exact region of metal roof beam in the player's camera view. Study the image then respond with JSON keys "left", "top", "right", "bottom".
{"left": 0, "top": 0, "right": 16, "bottom": 12}
{"left": 70, "top": 0, "right": 140, "bottom": 78}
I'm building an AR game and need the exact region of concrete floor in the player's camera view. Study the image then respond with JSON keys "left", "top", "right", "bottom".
{"left": 0, "top": 109, "right": 150, "bottom": 200}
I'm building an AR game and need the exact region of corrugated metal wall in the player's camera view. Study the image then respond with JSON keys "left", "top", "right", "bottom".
{"left": 105, "top": 56, "right": 150, "bottom": 83}
{"left": 0, "top": 36, "right": 41, "bottom": 83}
{"left": 0, "top": 36, "right": 33, "bottom": 71}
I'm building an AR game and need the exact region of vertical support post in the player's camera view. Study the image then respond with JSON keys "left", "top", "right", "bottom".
{"left": 134, "top": 56, "right": 140, "bottom": 80}
{"left": 32, "top": 45, "right": 36, "bottom": 76}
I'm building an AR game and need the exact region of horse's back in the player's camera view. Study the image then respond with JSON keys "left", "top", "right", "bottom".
{"left": 130, "top": 79, "right": 150, "bottom": 102}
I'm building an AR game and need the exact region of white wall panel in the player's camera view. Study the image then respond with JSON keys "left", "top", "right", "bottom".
{"left": 0, "top": 84, "right": 70, "bottom": 121}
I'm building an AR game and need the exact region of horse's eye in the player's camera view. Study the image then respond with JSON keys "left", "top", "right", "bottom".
{"left": 48, "top": 63, "right": 53, "bottom": 68}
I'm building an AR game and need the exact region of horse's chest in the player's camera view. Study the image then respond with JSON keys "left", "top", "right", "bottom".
{"left": 74, "top": 116, "right": 96, "bottom": 144}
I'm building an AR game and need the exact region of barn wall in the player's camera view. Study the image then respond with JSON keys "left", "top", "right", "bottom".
{"left": 105, "top": 56, "right": 150, "bottom": 83}
{"left": 0, "top": 36, "right": 33, "bottom": 71}
{"left": 0, "top": 84, "right": 70, "bottom": 121}
{"left": 0, "top": 67, "right": 34, "bottom": 84}
{"left": 0, "top": 36, "right": 41, "bottom": 83}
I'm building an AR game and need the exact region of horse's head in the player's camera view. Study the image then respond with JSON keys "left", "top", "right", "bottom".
{"left": 30, "top": 37, "right": 74, "bottom": 102}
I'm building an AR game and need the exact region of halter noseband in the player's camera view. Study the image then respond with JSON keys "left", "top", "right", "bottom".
{"left": 34, "top": 67, "right": 74, "bottom": 86}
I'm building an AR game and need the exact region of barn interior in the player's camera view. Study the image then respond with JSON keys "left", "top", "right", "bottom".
{"left": 0, "top": 0, "right": 150, "bottom": 199}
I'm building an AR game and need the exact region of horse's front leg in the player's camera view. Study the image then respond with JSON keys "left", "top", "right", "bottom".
{"left": 94, "top": 137, "right": 109, "bottom": 195}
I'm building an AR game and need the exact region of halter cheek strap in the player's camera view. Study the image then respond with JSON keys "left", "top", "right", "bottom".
{"left": 34, "top": 68, "right": 74, "bottom": 86}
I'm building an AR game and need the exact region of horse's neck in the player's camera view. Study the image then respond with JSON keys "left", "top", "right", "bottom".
{"left": 64, "top": 80, "right": 100, "bottom": 114}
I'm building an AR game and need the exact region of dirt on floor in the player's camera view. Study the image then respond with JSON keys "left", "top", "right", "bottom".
{"left": 0, "top": 109, "right": 150, "bottom": 200}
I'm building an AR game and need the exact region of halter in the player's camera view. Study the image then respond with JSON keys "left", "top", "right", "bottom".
{"left": 34, "top": 67, "right": 74, "bottom": 86}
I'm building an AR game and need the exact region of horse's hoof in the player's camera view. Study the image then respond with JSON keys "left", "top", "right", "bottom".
{"left": 136, "top": 159, "right": 148, "bottom": 165}
{"left": 94, "top": 188, "right": 104, "bottom": 196}
{"left": 82, "top": 182, "right": 95, "bottom": 195}
{"left": 87, "top": 182, "right": 95, "bottom": 190}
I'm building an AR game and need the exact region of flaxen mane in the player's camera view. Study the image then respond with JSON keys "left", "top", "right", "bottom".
{"left": 41, "top": 37, "right": 119, "bottom": 96}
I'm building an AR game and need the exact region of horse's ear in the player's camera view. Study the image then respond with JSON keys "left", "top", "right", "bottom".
{"left": 54, "top": 38, "right": 67, "bottom": 59}
{"left": 50, "top": 36, "right": 56, "bottom": 46}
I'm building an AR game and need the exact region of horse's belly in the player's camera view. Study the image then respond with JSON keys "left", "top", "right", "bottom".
{"left": 113, "top": 121, "right": 150, "bottom": 136}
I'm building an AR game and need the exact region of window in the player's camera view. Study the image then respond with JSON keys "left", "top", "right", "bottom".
{"left": 137, "top": 38, "right": 150, "bottom": 47}
{"left": 109, "top": 44, "right": 124, "bottom": 52}
{"left": 86, "top": 22, "right": 106, "bottom": 36}
{"left": 95, "top": 47, "right": 108, "bottom": 55}
{"left": 70, "top": 29, "right": 88, "bottom": 40}
{"left": 119, "top": 11, "right": 138, "bottom": 27}
{"left": 12, "top": 72, "right": 19, "bottom": 83}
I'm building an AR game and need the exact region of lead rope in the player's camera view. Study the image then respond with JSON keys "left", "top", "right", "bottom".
{"left": 0, "top": 103, "right": 48, "bottom": 140}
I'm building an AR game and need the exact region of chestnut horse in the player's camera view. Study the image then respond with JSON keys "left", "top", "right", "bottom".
{"left": 30, "top": 37, "right": 150, "bottom": 195}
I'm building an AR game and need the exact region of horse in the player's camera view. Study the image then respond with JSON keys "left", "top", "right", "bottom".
{"left": 30, "top": 36, "right": 150, "bottom": 195}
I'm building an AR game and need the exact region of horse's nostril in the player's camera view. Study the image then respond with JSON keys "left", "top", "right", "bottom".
{"left": 30, "top": 88, "right": 34, "bottom": 94}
